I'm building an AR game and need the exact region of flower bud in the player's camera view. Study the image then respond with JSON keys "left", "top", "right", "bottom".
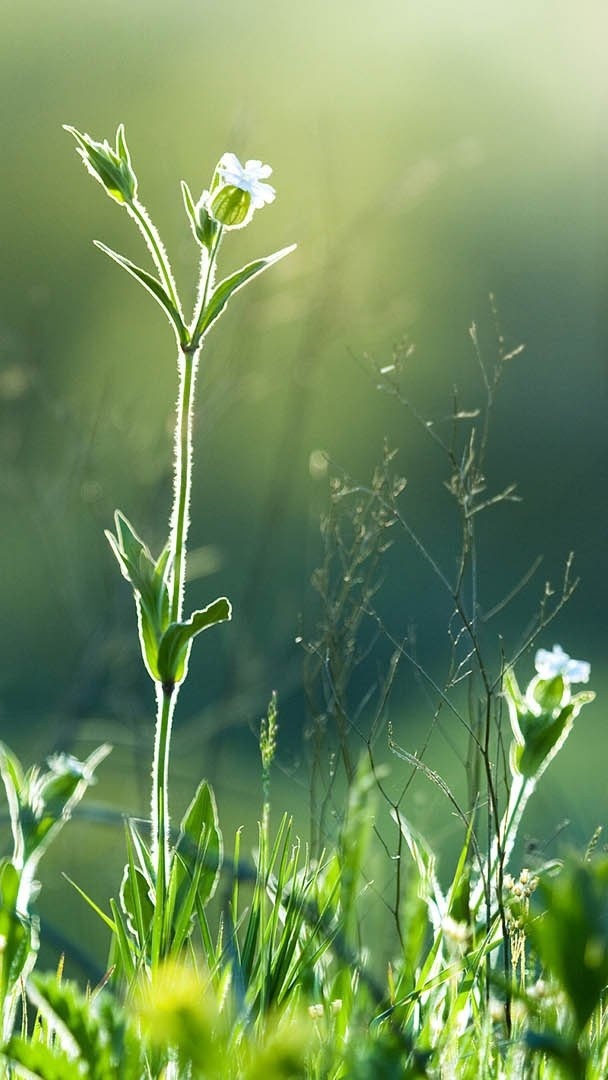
{"left": 194, "top": 193, "right": 221, "bottom": 248}
{"left": 208, "top": 184, "right": 253, "bottom": 229}
{"left": 64, "top": 123, "right": 138, "bottom": 206}
{"left": 204, "top": 152, "right": 275, "bottom": 231}
{"left": 181, "top": 182, "right": 221, "bottom": 250}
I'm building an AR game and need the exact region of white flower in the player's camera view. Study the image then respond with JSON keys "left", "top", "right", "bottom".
{"left": 217, "top": 153, "right": 275, "bottom": 209}
{"left": 442, "top": 915, "right": 472, "bottom": 955}
{"left": 534, "top": 644, "right": 590, "bottom": 684}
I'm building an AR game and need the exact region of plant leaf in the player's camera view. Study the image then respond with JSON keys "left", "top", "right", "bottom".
{"left": 62, "top": 873, "right": 117, "bottom": 934}
{"left": 94, "top": 241, "right": 188, "bottom": 346}
{"left": 193, "top": 245, "right": 296, "bottom": 346}
{"left": 106, "top": 512, "right": 171, "bottom": 682}
{"left": 0, "top": 859, "right": 33, "bottom": 999}
{"left": 177, "top": 780, "right": 223, "bottom": 904}
{"left": 157, "top": 597, "right": 231, "bottom": 686}
{"left": 120, "top": 860, "right": 154, "bottom": 951}
{"left": 109, "top": 898, "right": 138, "bottom": 983}
{"left": 0, "top": 743, "right": 25, "bottom": 863}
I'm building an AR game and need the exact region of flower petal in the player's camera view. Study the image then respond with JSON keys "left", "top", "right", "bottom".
{"left": 251, "top": 181, "right": 276, "bottom": 208}
{"left": 564, "top": 658, "right": 591, "bottom": 684}
{"left": 534, "top": 644, "right": 590, "bottom": 684}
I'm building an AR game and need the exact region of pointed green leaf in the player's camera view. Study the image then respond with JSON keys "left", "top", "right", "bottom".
{"left": 0, "top": 743, "right": 25, "bottom": 862}
{"left": 120, "top": 860, "right": 154, "bottom": 949}
{"left": 177, "top": 780, "right": 223, "bottom": 904}
{"left": 94, "top": 241, "right": 188, "bottom": 346}
{"left": 193, "top": 245, "right": 296, "bottom": 346}
{"left": 137, "top": 604, "right": 162, "bottom": 681}
{"left": 62, "top": 873, "right": 117, "bottom": 934}
{"left": 109, "top": 898, "right": 139, "bottom": 982}
{"left": 106, "top": 512, "right": 171, "bottom": 681}
{"left": 181, "top": 179, "right": 199, "bottom": 240}
{"left": 116, "top": 122, "right": 133, "bottom": 173}
{"left": 157, "top": 597, "right": 231, "bottom": 686}
{"left": 0, "top": 860, "right": 32, "bottom": 997}
{"left": 181, "top": 180, "right": 219, "bottom": 252}
{"left": 167, "top": 854, "right": 198, "bottom": 956}
{"left": 125, "top": 818, "right": 155, "bottom": 885}
{"left": 153, "top": 544, "right": 171, "bottom": 630}
{"left": 106, "top": 510, "right": 153, "bottom": 588}
{"left": 20, "top": 745, "right": 111, "bottom": 866}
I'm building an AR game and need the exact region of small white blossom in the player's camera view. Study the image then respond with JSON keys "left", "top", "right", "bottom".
{"left": 217, "top": 153, "right": 276, "bottom": 208}
{"left": 307, "top": 999, "right": 342, "bottom": 1020}
{"left": 534, "top": 644, "right": 590, "bottom": 684}
{"left": 442, "top": 915, "right": 472, "bottom": 955}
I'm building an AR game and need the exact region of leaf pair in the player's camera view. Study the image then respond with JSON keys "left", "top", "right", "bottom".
{"left": 65, "top": 125, "right": 296, "bottom": 352}
{"left": 96, "top": 238, "right": 295, "bottom": 352}
{"left": 106, "top": 511, "right": 231, "bottom": 688}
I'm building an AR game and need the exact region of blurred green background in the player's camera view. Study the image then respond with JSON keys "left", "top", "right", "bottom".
{"left": 1, "top": 0, "right": 606, "bottom": 975}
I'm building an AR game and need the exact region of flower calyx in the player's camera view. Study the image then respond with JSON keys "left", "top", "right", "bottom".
{"left": 64, "top": 123, "right": 138, "bottom": 206}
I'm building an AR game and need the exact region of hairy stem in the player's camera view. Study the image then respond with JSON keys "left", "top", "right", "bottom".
{"left": 128, "top": 199, "right": 183, "bottom": 319}
{"left": 191, "top": 226, "right": 224, "bottom": 345}
{"left": 150, "top": 231, "right": 223, "bottom": 955}
{"left": 169, "top": 231, "right": 223, "bottom": 624}
{"left": 170, "top": 347, "right": 198, "bottom": 623}
{"left": 151, "top": 684, "right": 175, "bottom": 962}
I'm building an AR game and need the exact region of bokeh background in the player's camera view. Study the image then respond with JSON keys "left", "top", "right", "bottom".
{"left": 1, "top": 0, "right": 606, "bottom": 975}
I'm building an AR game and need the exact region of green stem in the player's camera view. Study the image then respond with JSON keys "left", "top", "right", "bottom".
{"left": 150, "top": 226, "right": 223, "bottom": 959}
{"left": 128, "top": 199, "right": 183, "bottom": 321}
{"left": 151, "top": 683, "right": 175, "bottom": 961}
{"left": 471, "top": 773, "right": 533, "bottom": 916}
{"left": 191, "top": 226, "right": 224, "bottom": 346}
{"left": 170, "top": 347, "right": 198, "bottom": 623}
{"left": 498, "top": 774, "right": 533, "bottom": 870}
{"left": 169, "top": 230, "right": 222, "bottom": 623}
{"left": 150, "top": 339, "right": 197, "bottom": 953}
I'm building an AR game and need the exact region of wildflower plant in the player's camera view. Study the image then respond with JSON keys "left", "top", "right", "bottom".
{"left": 64, "top": 124, "right": 295, "bottom": 974}
{"left": 0, "top": 743, "right": 109, "bottom": 1040}
{"left": 475, "top": 646, "right": 596, "bottom": 923}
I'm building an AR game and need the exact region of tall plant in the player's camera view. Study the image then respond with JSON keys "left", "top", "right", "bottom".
{"left": 65, "top": 124, "right": 295, "bottom": 973}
